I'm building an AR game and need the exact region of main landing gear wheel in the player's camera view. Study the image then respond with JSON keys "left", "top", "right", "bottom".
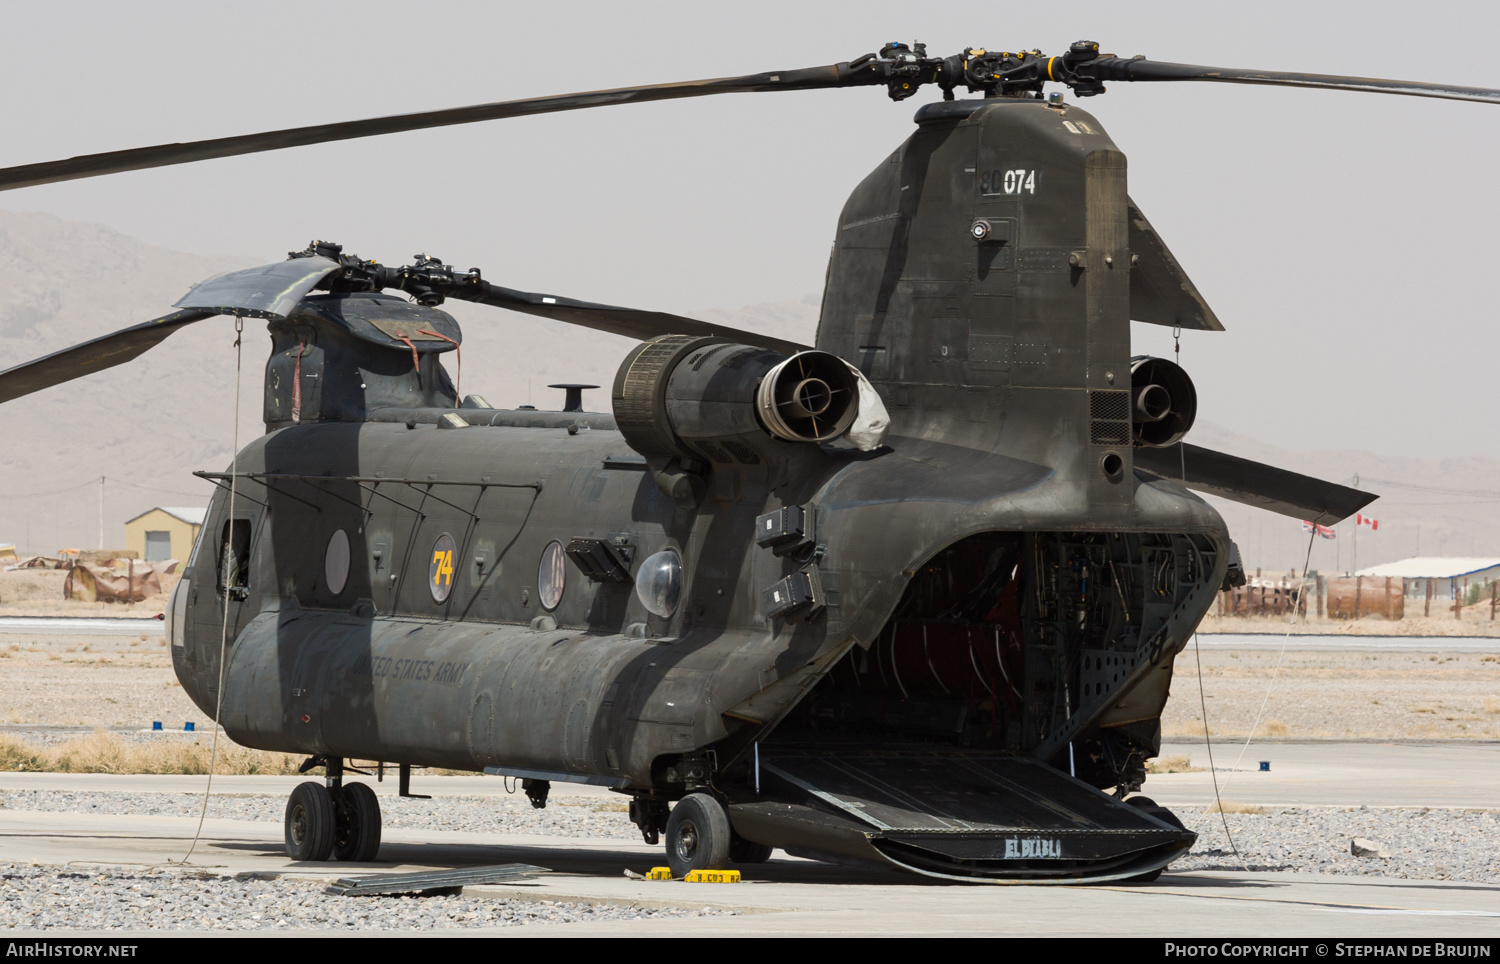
{"left": 284, "top": 781, "right": 335, "bottom": 862}
{"left": 1122, "top": 795, "right": 1188, "bottom": 883}
{"left": 664, "top": 792, "right": 731, "bottom": 878}
{"left": 333, "top": 782, "right": 382, "bottom": 862}
{"left": 729, "top": 833, "right": 773, "bottom": 864}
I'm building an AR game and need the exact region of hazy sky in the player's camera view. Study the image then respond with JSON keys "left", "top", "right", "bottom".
{"left": 2, "top": 0, "right": 1497, "bottom": 460}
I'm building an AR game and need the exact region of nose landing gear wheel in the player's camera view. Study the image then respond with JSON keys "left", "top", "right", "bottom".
{"left": 664, "top": 792, "right": 730, "bottom": 878}
{"left": 284, "top": 781, "right": 335, "bottom": 861}
{"left": 333, "top": 782, "right": 382, "bottom": 862}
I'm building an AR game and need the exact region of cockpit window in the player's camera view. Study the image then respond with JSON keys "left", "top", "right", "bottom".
{"left": 217, "top": 519, "right": 252, "bottom": 600}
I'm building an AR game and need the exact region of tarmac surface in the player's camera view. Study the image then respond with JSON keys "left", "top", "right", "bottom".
{"left": 0, "top": 616, "right": 163, "bottom": 636}
{"left": 1150, "top": 740, "right": 1500, "bottom": 808}
{"left": 2, "top": 743, "right": 1497, "bottom": 937}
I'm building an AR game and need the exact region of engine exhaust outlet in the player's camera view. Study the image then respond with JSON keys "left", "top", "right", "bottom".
{"left": 1129, "top": 355, "right": 1196, "bottom": 447}
{"left": 1135, "top": 383, "right": 1171, "bottom": 422}
{"left": 756, "top": 351, "right": 859, "bottom": 442}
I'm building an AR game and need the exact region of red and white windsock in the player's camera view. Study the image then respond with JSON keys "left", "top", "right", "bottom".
{"left": 1356, "top": 513, "right": 1379, "bottom": 530}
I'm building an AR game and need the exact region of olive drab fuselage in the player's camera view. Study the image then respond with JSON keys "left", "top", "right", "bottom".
{"left": 168, "top": 98, "right": 1227, "bottom": 877}
{"left": 0, "top": 39, "right": 1429, "bottom": 882}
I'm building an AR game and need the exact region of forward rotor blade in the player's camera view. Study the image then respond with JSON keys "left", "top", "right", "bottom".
{"left": 1134, "top": 443, "right": 1376, "bottom": 525}
{"left": 443, "top": 281, "right": 809, "bottom": 355}
{"left": 1093, "top": 58, "right": 1500, "bottom": 105}
{"left": 175, "top": 256, "right": 341, "bottom": 320}
{"left": 0, "top": 65, "right": 855, "bottom": 193}
{"left": 0, "top": 309, "right": 216, "bottom": 404}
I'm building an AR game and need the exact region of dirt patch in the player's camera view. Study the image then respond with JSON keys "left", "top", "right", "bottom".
{"left": 1161, "top": 649, "right": 1500, "bottom": 739}
{"left": 0, "top": 568, "right": 178, "bottom": 617}
{"left": 1200, "top": 610, "right": 1500, "bottom": 637}
{"left": 0, "top": 635, "right": 193, "bottom": 727}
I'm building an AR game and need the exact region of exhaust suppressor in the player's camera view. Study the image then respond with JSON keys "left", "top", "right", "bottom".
{"left": 1129, "top": 355, "right": 1196, "bottom": 447}
{"left": 755, "top": 351, "right": 859, "bottom": 443}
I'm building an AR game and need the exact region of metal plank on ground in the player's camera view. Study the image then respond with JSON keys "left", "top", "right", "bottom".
{"left": 325, "top": 863, "right": 550, "bottom": 896}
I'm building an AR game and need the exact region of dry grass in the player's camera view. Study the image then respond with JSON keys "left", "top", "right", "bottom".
{"left": 1256, "top": 719, "right": 1290, "bottom": 737}
{"left": 558, "top": 798, "right": 630, "bottom": 813}
{"left": 1204, "top": 800, "right": 1267, "bottom": 815}
{"left": 1484, "top": 698, "right": 1500, "bottom": 715}
{"left": 1147, "top": 754, "right": 1203, "bottom": 774}
{"left": 0, "top": 731, "right": 302, "bottom": 775}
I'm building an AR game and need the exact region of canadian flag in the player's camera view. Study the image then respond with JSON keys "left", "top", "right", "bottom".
{"left": 1356, "top": 513, "right": 1379, "bottom": 530}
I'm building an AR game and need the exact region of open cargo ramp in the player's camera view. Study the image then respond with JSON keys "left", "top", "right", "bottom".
{"left": 729, "top": 746, "right": 1195, "bottom": 883}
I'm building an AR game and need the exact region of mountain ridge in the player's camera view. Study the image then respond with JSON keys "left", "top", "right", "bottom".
{"left": 1, "top": 210, "right": 1492, "bottom": 572}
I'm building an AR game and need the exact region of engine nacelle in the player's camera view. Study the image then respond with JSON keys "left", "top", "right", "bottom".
{"left": 612, "top": 335, "right": 866, "bottom": 506}
{"left": 1129, "top": 355, "right": 1196, "bottom": 447}
{"left": 614, "top": 335, "right": 861, "bottom": 455}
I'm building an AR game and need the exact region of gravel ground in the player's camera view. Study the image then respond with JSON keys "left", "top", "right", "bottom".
{"left": 1173, "top": 806, "right": 1500, "bottom": 883}
{"left": 0, "top": 788, "right": 639, "bottom": 839}
{"left": 4, "top": 788, "right": 1497, "bottom": 886}
{"left": 0, "top": 864, "right": 729, "bottom": 931}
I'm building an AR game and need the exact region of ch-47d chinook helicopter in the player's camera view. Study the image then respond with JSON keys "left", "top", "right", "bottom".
{"left": 6, "top": 40, "right": 1489, "bottom": 883}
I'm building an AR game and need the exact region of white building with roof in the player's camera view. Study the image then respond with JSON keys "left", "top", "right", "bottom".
{"left": 124, "top": 506, "right": 207, "bottom": 563}
{"left": 1355, "top": 557, "right": 1500, "bottom": 599}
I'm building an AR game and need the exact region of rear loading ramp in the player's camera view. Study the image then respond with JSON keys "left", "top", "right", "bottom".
{"left": 730, "top": 746, "right": 1194, "bottom": 882}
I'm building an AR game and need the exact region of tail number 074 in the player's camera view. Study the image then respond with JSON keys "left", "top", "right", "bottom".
{"left": 980, "top": 169, "right": 1037, "bottom": 196}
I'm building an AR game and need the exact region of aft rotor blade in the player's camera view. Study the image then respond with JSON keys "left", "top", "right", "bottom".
{"left": 175, "top": 256, "right": 341, "bottom": 320}
{"left": 0, "top": 309, "right": 216, "bottom": 404}
{"left": 444, "top": 280, "right": 810, "bottom": 355}
{"left": 1093, "top": 58, "right": 1500, "bottom": 105}
{"left": 0, "top": 65, "right": 856, "bottom": 193}
{"left": 1134, "top": 443, "right": 1376, "bottom": 525}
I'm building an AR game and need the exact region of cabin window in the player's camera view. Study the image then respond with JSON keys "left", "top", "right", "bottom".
{"left": 217, "top": 519, "right": 252, "bottom": 600}
{"left": 538, "top": 540, "right": 566, "bottom": 611}
{"left": 325, "top": 529, "right": 351, "bottom": 596}
{"left": 429, "top": 532, "right": 457, "bottom": 604}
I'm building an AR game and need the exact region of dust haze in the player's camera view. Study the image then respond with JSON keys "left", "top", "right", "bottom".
{"left": 1, "top": 1, "right": 1497, "bottom": 572}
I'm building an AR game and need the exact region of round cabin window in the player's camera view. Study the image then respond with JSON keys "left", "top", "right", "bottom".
{"left": 324, "top": 529, "right": 351, "bottom": 596}
{"left": 538, "top": 540, "right": 566, "bottom": 611}
{"left": 429, "top": 532, "right": 457, "bottom": 603}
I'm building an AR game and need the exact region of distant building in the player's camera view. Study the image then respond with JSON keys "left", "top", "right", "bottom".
{"left": 124, "top": 507, "right": 206, "bottom": 563}
{"left": 1355, "top": 557, "right": 1500, "bottom": 599}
